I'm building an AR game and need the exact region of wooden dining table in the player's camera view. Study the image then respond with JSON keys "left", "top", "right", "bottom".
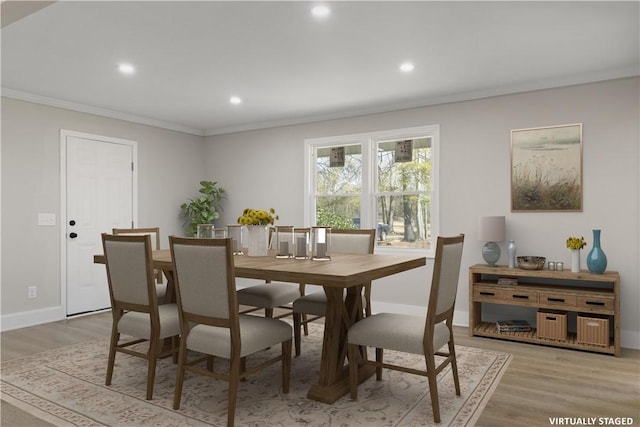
{"left": 95, "top": 248, "right": 426, "bottom": 404}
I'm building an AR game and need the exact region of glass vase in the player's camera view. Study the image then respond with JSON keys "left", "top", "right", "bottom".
{"left": 587, "top": 229, "right": 607, "bottom": 274}
{"left": 246, "top": 225, "right": 269, "bottom": 257}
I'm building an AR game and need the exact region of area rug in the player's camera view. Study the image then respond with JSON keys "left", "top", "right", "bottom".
{"left": 1, "top": 322, "right": 511, "bottom": 426}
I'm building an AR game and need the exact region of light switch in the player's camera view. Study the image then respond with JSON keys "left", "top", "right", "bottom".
{"left": 37, "top": 213, "right": 56, "bottom": 226}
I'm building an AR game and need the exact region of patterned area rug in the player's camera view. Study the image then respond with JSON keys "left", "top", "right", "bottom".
{"left": 1, "top": 322, "right": 511, "bottom": 426}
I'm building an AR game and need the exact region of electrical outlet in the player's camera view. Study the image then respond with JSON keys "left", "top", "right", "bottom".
{"left": 27, "top": 286, "right": 37, "bottom": 299}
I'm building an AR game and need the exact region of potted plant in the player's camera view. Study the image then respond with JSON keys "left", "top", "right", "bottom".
{"left": 180, "top": 180, "right": 226, "bottom": 236}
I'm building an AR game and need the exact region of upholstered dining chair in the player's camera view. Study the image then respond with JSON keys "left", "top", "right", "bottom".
{"left": 347, "top": 234, "right": 465, "bottom": 424}
{"left": 292, "top": 228, "right": 376, "bottom": 356}
{"left": 112, "top": 227, "right": 166, "bottom": 303}
{"left": 101, "top": 233, "right": 180, "bottom": 400}
{"left": 170, "top": 236, "right": 293, "bottom": 427}
{"left": 236, "top": 226, "right": 302, "bottom": 320}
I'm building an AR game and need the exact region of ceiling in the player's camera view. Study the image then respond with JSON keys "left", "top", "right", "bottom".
{"left": 2, "top": 1, "right": 638, "bottom": 136}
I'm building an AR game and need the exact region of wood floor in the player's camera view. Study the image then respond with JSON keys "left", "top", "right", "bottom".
{"left": 2, "top": 311, "right": 639, "bottom": 427}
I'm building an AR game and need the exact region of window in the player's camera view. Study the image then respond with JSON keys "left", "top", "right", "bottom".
{"left": 305, "top": 125, "right": 439, "bottom": 255}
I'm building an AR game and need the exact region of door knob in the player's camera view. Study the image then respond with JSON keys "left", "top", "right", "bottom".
{"left": 69, "top": 232, "right": 78, "bottom": 239}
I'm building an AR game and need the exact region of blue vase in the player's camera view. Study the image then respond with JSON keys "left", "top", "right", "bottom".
{"left": 587, "top": 229, "right": 607, "bottom": 274}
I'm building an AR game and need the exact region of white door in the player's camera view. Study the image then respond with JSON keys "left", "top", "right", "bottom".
{"left": 63, "top": 131, "right": 136, "bottom": 316}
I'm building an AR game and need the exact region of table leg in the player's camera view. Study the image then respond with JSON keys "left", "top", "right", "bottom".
{"left": 163, "top": 270, "right": 175, "bottom": 303}
{"left": 307, "top": 285, "right": 375, "bottom": 404}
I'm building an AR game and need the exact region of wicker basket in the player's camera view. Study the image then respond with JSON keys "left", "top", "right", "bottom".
{"left": 537, "top": 310, "right": 567, "bottom": 341}
{"left": 577, "top": 315, "right": 609, "bottom": 346}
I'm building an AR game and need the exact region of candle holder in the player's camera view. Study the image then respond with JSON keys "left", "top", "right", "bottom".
{"left": 275, "top": 226, "right": 294, "bottom": 258}
{"left": 197, "top": 225, "right": 226, "bottom": 239}
{"left": 311, "top": 226, "right": 331, "bottom": 261}
{"left": 293, "top": 227, "right": 310, "bottom": 259}
{"left": 226, "top": 225, "right": 243, "bottom": 255}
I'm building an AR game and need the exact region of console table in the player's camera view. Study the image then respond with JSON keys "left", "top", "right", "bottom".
{"left": 469, "top": 264, "right": 620, "bottom": 356}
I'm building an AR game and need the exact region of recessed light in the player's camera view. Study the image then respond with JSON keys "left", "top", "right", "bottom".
{"left": 118, "top": 63, "right": 136, "bottom": 75}
{"left": 399, "top": 62, "right": 415, "bottom": 73}
{"left": 311, "top": 5, "right": 330, "bottom": 18}
{"left": 229, "top": 96, "right": 242, "bottom": 105}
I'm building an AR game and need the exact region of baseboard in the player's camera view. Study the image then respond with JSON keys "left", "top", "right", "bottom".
{"left": 1, "top": 306, "right": 65, "bottom": 332}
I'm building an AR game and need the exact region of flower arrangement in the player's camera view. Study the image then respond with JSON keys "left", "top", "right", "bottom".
{"left": 566, "top": 236, "right": 586, "bottom": 250}
{"left": 237, "top": 208, "right": 279, "bottom": 226}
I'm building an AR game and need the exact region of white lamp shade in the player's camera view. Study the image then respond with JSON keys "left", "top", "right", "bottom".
{"left": 478, "top": 216, "right": 505, "bottom": 242}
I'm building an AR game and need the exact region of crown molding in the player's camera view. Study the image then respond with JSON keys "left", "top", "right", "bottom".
{"left": 1, "top": 88, "right": 205, "bottom": 136}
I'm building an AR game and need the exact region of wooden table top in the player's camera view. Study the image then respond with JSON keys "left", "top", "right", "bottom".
{"left": 95, "top": 249, "right": 426, "bottom": 288}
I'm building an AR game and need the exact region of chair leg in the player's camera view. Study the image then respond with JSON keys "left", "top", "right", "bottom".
{"left": 348, "top": 343, "right": 359, "bottom": 399}
{"left": 105, "top": 330, "right": 119, "bottom": 386}
{"left": 171, "top": 335, "right": 179, "bottom": 364}
{"left": 173, "top": 338, "right": 188, "bottom": 410}
{"left": 425, "top": 353, "right": 441, "bottom": 424}
{"left": 302, "top": 314, "right": 309, "bottom": 336}
{"left": 282, "top": 340, "right": 292, "bottom": 394}
{"left": 228, "top": 357, "right": 241, "bottom": 427}
{"left": 448, "top": 340, "right": 461, "bottom": 396}
{"left": 298, "top": 284, "right": 309, "bottom": 336}
{"left": 265, "top": 308, "right": 274, "bottom": 318}
{"left": 375, "top": 348, "right": 383, "bottom": 380}
{"left": 293, "top": 312, "right": 302, "bottom": 357}
{"left": 146, "top": 339, "right": 160, "bottom": 400}
{"left": 240, "top": 357, "right": 247, "bottom": 382}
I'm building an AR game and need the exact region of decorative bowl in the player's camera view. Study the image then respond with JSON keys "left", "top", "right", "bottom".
{"left": 517, "top": 256, "right": 546, "bottom": 270}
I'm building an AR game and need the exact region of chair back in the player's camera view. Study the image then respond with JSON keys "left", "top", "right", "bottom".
{"left": 170, "top": 237, "right": 237, "bottom": 323}
{"left": 101, "top": 233, "right": 156, "bottom": 309}
{"left": 330, "top": 229, "right": 376, "bottom": 254}
{"left": 426, "top": 234, "right": 465, "bottom": 324}
{"left": 113, "top": 227, "right": 162, "bottom": 283}
{"left": 112, "top": 227, "right": 161, "bottom": 249}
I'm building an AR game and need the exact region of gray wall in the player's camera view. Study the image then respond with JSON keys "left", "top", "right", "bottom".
{"left": 1, "top": 97, "right": 204, "bottom": 324}
{"left": 205, "top": 77, "right": 639, "bottom": 349}
{"left": 1, "top": 77, "right": 638, "bottom": 349}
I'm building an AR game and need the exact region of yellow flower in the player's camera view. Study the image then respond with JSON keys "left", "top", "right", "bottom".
{"left": 237, "top": 208, "right": 279, "bottom": 225}
{"left": 566, "top": 236, "right": 586, "bottom": 250}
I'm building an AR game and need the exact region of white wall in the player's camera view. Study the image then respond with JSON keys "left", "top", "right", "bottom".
{"left": 205, "top": 77, "right": 640, "bottom": 349}
{"left": 1, "top": 97, "right": 205, "bottom": 327}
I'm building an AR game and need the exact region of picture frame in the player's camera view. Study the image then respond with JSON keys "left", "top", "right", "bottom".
{"left": 510, "top": 123, "right": 583, "bottom": 212}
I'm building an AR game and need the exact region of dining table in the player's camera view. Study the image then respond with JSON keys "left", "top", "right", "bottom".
{"left": 95, "top": 248, "right": 426, "bottom": 404}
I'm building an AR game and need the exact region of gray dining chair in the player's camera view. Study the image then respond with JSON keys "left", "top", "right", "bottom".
{"left": 101, "top": 233, "right": 180, "bottom": 400}
{"left": 170, "top": 236, "right": 292, "bottom": 427}
{"left": 347, "top": 234, "right": 465, "bottom": 423}
{"left": 112, "top": 227, "right": 166, "bottom": 303}
{"left": 292, "top": 228, "right": 376, "bottom": 356}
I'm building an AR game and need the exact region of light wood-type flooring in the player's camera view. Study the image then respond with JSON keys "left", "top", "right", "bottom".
{"left": 2, "top": 310, "right": 639, "bottom": 427}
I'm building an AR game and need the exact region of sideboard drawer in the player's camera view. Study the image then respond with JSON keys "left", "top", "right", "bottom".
{"left": 473, "top": 287, "right": 504, "bottom": 302}
{"left": 577, "top": 295, "right": 614, "bottom": 312}
{"left": 539, "top": 292, "right": 577, "bottom": 308}
{"left": 503, "top": 289, "right": 538, "bottom": 305}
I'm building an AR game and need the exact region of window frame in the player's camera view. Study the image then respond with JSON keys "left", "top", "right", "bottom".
{"left": 304, "top": 124, "right": 439, "bottom": 257}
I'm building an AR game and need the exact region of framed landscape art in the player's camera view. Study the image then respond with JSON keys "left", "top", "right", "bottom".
{"left": 511, "top": 123, "right": 583, "bottom": 212}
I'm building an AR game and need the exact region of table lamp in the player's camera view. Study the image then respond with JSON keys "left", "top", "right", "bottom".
{"left": 478, "top": 216, "right": 505, "bottom": 266}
